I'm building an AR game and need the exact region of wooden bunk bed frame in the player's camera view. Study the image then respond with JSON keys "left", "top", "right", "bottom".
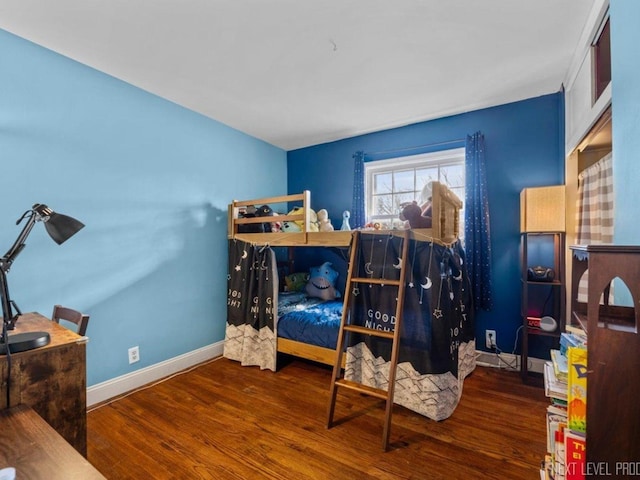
{"left": 227, "top": 182, "right": 463, "bottom": 366}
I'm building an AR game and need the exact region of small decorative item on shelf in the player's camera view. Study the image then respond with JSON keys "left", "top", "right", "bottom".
{"left": 527, "top": 266, "right": 555, "bottom": 282}
{"left": 340, "top": 210, "right": 351, "bottom": 231}
{"left": 317, "top": 209, "right": 334, "bottom": 232}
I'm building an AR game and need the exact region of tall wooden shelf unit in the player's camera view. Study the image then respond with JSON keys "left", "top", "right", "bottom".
{"left": 569, "top": 245, "right": 640, "bottom": 470}
{"left": 520, "top": 185, "right": 566, "bottom": 382}
{"left": 520, "top": 232, "right": 565, "bottom": 382}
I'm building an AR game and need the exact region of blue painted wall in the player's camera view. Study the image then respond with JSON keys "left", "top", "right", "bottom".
{"left": 610, "top": 0, "right": 640, "bottom": 245}
{"left": 0, "top": 30, "right": 287, "bottom": 386}
{"left": 288, "top": 94, "right": 565, "bottom": 356}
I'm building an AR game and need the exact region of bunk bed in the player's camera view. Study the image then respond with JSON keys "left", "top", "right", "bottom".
{"left": 224, "top": 184, "right": 476, "bottom": 420}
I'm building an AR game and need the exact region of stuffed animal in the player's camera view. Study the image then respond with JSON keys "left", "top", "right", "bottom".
{"left": 284, "top": 272, "right": 310, "bottom": 292}
{"left": 270, "top": 221, "right": 282, "bottom": 232}
{"left": 419, "top": 181, "right": 434, "bottom": 213}
{"left": 281, "top": 221, "right": 301, "bottom": 232}
{"left": 317, "top": 209, "right": 334, "bottom": 232}
{"left": 288, "top": 206, "right": 319, "bottom": 232}
{"left": 341, "top": 210, "right": 351, "bottom": 231}
{"left": 401, "top": 201, "right": 432, "bottom": 229}
{"left": 238, "top": 205, "right": 264, "bottom": 233}
{"left": 391, "top": 218, "right": 406, "bottom": 230}
{"left": 255, "top": 204, "right": 274, "bottom": 232}
{"left": 305, "top": 262, "right": 340, "bottom": 301}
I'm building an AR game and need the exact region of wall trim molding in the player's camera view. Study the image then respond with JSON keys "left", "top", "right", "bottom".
{"left": 87, "top": 345, "right": 544, "bottom": 407}
{"left": 475, "top": 350, "right": 546, "bottom": 374}
{"left": 87, "top": 341, "right": 224, "bottom": 407}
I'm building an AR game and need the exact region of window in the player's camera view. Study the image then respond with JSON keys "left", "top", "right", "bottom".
{"left": 364, "top": 147, "right": 465, "bottom": 232}
{"left": 592, "top": 14, "right": 611, "bottom": 104}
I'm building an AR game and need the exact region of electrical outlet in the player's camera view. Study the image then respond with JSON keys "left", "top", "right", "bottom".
{"left": 485, "top": 330, "right": 496, "bottom": 350}
{"left": 128, "top": 346, "right": 140, "bottom": 364}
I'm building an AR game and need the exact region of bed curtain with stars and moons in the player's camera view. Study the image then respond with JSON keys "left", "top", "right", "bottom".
{"left": 344, "top": 232, "right": 476, "bottom": 421}
{"left": 224, "top": 239, "right": 278, "bottom": 371}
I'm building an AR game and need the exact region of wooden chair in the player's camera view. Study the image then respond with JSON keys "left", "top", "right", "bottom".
{"left": 51, "top": 305, "right": 90, "bottom": 336}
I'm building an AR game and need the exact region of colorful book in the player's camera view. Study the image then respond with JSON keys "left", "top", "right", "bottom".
{"left": 560, "top": 332, "right": 586, "bottom": 355}
{"left": 540, "top": 454, "right": 554, "bottom": 480}
{"left": 554, "top": 428, "right": 566, "bottom": 480}
{"left": 567, "top": 346, "right": 588, "bottom": 433}
{"left": 546, "top": 404, "right": 567, "bottom": 453}
{"left": 565, "top": 324, "right": 587, "bottom": 338}
{"left": 544, "top": 361, "right": 568, "bottom": 401}
{"left": 565, "top": 430, "right": 586, "bottom": 480}
{"left": 551, "top": 349, "right": 569, "bottom": 382}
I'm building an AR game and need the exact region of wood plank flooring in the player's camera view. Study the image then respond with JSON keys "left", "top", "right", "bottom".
{"left": 87, "top": 357, "right": 548, "bottom": 479}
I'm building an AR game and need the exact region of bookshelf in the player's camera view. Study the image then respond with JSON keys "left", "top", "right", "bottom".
{"left": 520, "top": 231, "right": 565, "bottom": 382}
{"left": 519, "top": 186, "right": 566, "bottom": 383}
{"left": 568, "top": 245, "right": 640, "bottom": 471}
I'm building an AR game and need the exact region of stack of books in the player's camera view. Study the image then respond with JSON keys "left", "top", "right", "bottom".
{"left": 540, "top": 329, "right": 587, "bottom": 480}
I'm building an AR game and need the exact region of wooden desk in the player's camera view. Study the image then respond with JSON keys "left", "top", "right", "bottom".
{"left": 1, "top": 312, "right": 87, "bottom": 456}
{"left": 0, "top": 404, "right": 105, "bottom": 479}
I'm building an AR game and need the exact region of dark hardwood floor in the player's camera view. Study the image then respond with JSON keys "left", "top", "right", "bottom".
{"left": 87, "top": 357, "right": 548, "bottom": 479}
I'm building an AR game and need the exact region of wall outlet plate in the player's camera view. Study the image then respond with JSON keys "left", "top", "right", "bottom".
{"left": 485, "top": 330, "right": 496, "bottom": 349}
{"left": 128, "top": 346, "right": 140, "bottom": 364}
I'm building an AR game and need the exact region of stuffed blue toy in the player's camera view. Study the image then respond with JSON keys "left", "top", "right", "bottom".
{"left": 305, "top": 262, "right": 341, "bottom": 301}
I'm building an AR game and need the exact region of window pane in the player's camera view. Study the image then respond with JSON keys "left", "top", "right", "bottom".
{"left": 372, "top": 194, "right": 394, "bottom": 216}
{"left": 364, "top": 148, "right": 465, "bottom": 239}
{"left": 374, "top": 173, "right": 392, "bottom": 194}
{"left": 416, "top": 168, "right": 438, "bottom": 189}
{"left": 451, "top": 186, "right": 465, "bottom": 203}
{"left": 440, "top": 164, "right": 465, "bottom": 188}
{"left": 394, "top": 192, "right": 415, "bottom": 213}
{"left": 594, "top": 17, "right": 611, "bottom": 102}
{"left": 394, "top": 169, "right": 414, "bottom": 193}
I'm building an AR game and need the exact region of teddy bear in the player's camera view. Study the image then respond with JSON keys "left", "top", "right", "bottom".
{"left": 317, "top": 209, "right": 334, "bottom": 232}
{"left": 400, "top": 201, "right": 432, "bottom": 229}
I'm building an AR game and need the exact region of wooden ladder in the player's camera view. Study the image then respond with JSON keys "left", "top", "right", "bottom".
{"left": 326, "top": 229, "right": 410, "bottom": 451}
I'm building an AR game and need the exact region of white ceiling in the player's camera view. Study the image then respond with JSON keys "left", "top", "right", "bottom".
{"left": 0, "top": 0, "right": 596, "bottom": 151}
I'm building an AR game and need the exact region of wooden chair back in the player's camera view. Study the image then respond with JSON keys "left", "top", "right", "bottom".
{"left": 51, "top": 305, "right": 90, "bottom": 336}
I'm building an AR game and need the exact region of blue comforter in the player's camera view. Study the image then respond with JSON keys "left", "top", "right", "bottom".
{"left": 277, "top": 292, "right": 342, "bottom": 349}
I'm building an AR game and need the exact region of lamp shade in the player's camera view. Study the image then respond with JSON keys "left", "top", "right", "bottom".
{"left": 520, "top": 186, "right": 566, "bottom": 233}
{"left": 44, "top": 212, "right": 85, "bottom": 245}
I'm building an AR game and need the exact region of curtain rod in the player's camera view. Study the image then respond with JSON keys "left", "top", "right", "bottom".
{"left": 364, "top": 138, "right": 465, "bottom": 157}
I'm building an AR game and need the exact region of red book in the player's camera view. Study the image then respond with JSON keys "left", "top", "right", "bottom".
{"left": 555, "top": 429, "right": 565, "bottom": 480}
{"left": 565, "top": 430, "right": 586, "bottom": 480}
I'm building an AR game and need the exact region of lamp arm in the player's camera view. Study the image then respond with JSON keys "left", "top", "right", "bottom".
{"left": 0, "top": 210, "right": 38, "bottom": 330}
{"left": 1, "top": 267, "right": 15, "bottom": 329}
{"left": 0, "top": 210, "right": 38, "bottom": 274}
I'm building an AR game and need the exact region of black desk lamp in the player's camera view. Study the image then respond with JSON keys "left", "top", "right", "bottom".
{"left": 0, "top": 204, "right": 84, "bottom": 355}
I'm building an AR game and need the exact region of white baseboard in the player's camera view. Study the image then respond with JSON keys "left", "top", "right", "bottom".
{"left": 87, "top": 341, "right": 224, "bottom": 407}
{"left": 475, "top": 350, "right": 546, "bottom": 374}
{"left": 87, "top": 344, "right": 544, "bottom": 407}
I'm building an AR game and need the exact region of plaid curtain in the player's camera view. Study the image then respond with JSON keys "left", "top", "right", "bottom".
{"left": 576, "top": 152, "right": 614, "bottom": 302}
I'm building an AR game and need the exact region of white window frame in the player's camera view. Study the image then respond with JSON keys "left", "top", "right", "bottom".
{"left": 364, "top": 147, "right": 465, "bottom": 232}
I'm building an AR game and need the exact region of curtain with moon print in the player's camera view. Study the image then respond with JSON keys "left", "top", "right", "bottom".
{"left": 344, "top": 232, "right": 476, "bottom": 421}
{"left": 224, "top": 240, "right": 278, "bottom": 371}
